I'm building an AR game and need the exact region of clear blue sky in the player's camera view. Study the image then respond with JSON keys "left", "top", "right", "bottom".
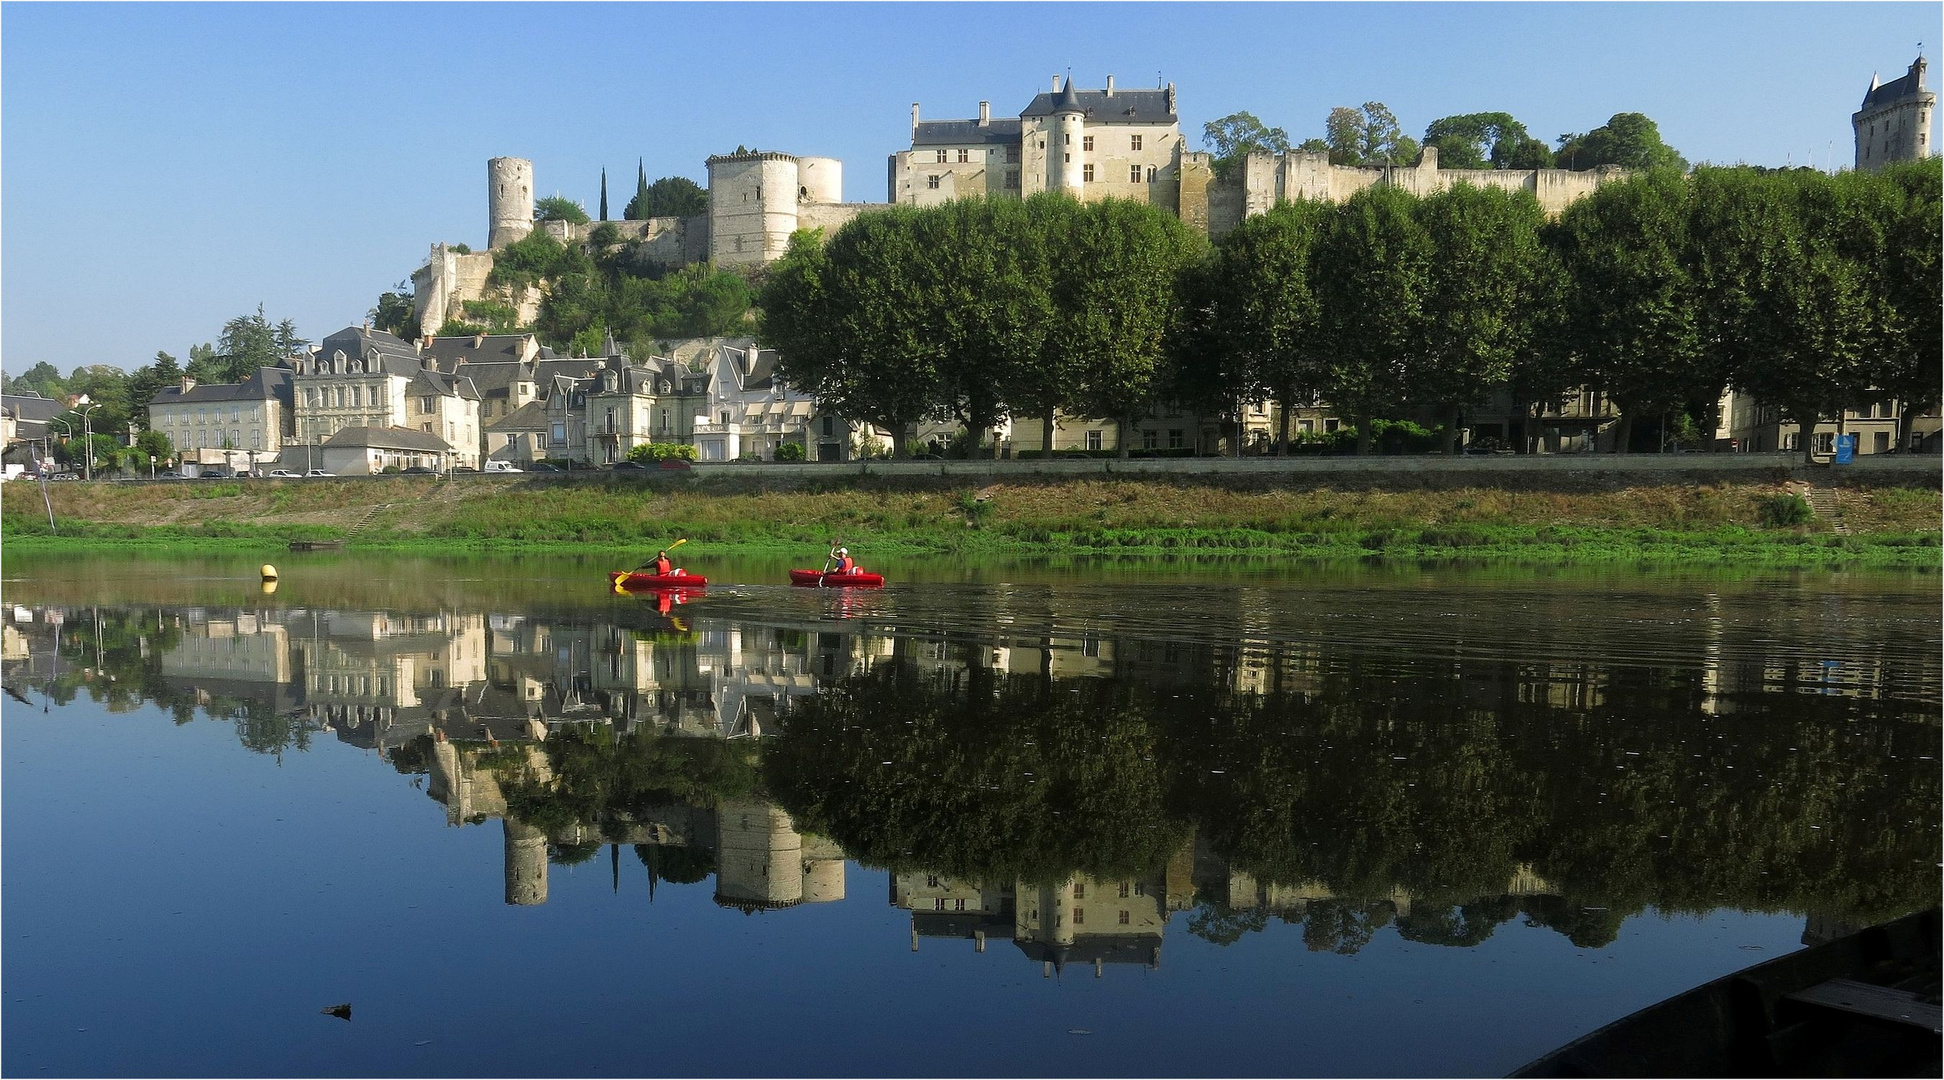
{"left": 3, "top": 2, "right": 1937, "bottom": 376}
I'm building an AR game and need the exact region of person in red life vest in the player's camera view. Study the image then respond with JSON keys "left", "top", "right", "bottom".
{"left": 830, "top": 546, "right": 857, "bottom": 574}
{"left": 650, "top": 550, "right": 673, "bottom": 575}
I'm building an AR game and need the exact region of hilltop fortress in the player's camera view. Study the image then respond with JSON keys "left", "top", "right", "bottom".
{"left": 412, "top": 74, "right": 1629, "bottom": 340}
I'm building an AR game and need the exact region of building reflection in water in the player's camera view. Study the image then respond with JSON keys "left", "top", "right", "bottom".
{"left": 2, "top": 586, "right": 1937, "bottom": 968}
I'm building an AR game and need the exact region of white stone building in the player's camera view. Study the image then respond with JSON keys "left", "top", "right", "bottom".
{"left": 1854, "top": 55, "right": 1936, "bottom": 171}
{"left": 147, "top": 367, "right": 292, "bottom": 461}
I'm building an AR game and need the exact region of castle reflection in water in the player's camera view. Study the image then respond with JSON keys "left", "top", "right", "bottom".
{"left": 4, "top": 585, "right": 1935, "bottom": 972}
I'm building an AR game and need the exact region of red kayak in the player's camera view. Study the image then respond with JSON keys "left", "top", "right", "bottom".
{"left": 609, "top": 571, "right": 709, "bottom": 590}
{"left": 789, "top": 569, "right": 885, "bottom": 588}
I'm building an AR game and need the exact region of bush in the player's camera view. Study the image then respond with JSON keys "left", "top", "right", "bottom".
{"left": 627, "top": 442, "right": 699, "bottom": 463}
{"left": 773, "top": 441, "right": 805, "bottom": 462}
{"left": 1758, "top": 493, "right": 1813, "bottom": 527}
{"left": 536, "top": 196, "right": 590, "bottom": 225}
{"left": 589, "top": 222, "right": 623, "bottom": 247}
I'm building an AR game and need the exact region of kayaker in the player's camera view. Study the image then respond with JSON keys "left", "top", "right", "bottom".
{"left": 830, "top": 546, "right": 857, "bottom": 574}
{"left": 650, "top": 550, "right": 674, "bottom": 576}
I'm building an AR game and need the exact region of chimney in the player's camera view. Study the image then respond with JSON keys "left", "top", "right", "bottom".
{"left": 180, "top": 377, "right": 196, "bottom": 394}
{"left": 978, "top": 100, "right": 990, "bottom": 126}
{"left": 1165, "top": 82, "right": 1176, "bottom": 114}
{"left": 473, "top": 333, "right": 487, "bottom": 348}
{"left": 1105, "top": 75, "right": 1114, "bottom": 97}
{"left": 422, "top": 334, "right": 435, "bottom": 349}
{"left": 911, "top": 102, "right": 920, "bottom": 131}
{"left": 1052, "top": 74, "right": 1062, "bottom": 92}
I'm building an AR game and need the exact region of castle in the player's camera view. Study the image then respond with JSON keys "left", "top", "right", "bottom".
{"left": 411, "top": 75, "right": 1629, "bottom": 341}
{"left": 1853, "top": 54, "right": 1935, "bottom": 170}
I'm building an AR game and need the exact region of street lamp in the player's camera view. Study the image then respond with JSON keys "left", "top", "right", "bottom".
{"left": 74, "top": 396, "right": 101, "bottom": 481}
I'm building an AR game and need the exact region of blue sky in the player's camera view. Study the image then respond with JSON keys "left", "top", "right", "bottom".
{"left": 3, "top": 2, "right": 1937, "bottom": 376}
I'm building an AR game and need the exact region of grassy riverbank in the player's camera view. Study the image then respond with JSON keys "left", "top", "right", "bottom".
{"left": 4, "top": 473, "right": 1938, "bottom": 567}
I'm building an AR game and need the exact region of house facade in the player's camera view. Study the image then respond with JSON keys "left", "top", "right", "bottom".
{"left": 147, "top": 367, "right": 293, "bottom": 460}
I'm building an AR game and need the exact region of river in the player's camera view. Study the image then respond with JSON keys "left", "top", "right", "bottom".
{"left": 2, "top": 552, "right": 1937, "bottom": 1076}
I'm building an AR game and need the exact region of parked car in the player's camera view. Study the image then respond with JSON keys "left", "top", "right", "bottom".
{"left": 452, "top": 465, "right": 478, "bottom": 473}
{"left": 484, "top": 460, "right": 524, "bottom": 473}
{"left": 267, "top": 469, "right": 300, "bottom": 478}
{"left": 401, "top": 466, "right": 436, "bottom": 475}
{"left": 608, "top": 460, "right": 649, "bottom": 472}
{"left": 304, "top": 469, "right": 335, "bottom": 478}
{"left": 525, "top": 462, "right": 561, "bottom": 472}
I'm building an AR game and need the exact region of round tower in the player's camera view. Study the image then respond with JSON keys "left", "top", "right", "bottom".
{"left": 796, "top": 156, "right": 843, "bottom": 204}
{"left": 488, "top": 157, "right": 535, "bottom": 250}
{"left": 705, "top": 152, "right": 801, "bottom": 266}
{"left": 1050, "top": 80, "right": 1086, "bottom": 195}
{"left": 503, "top": 817, "right": 548, "bottom": 906}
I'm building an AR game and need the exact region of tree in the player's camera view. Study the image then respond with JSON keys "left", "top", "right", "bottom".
{"left": 625, "top": 176, "right": 708, "bottom": 220}
{"left": 1422, "top": 112, "right": 1553, "bottom": 170}
{"left": 1412, "top": 184, "right": 1549, "bottom": 453}
{"left": 1730, "top": 170, "right": 1883, "bottom": 462}
{"left": 1202, "top": 111, "right": 1292, "bottom": 179}
{"left": 1555, "top": 113, "right": 1687, "bottom": 172}
{"left": 370, "top": 281, "right": 417, "bottom": 339}
{"left": 1549, "top": 171, "right": 1704, "bottom": 451}
{"left": 1055, "top": 199, "right": 1202, "bottom": 457}
{"left": 1325, "top": 102, "right": 1418, "bottom": 168}
{"left": 535, "top": 195, "right": 590, "bottom": 224}
{"left": 134, "top": 429, "right": 174, "bottom": 467}
{"left": 1863, "top": 159, "right": 1942, "bottom": 451}
{"left": 1194, "top": 198, "right": 1334, "bottom": 454}
{"left": 1313, "top": 186, "right": 1431, "bottom": 454}
{"left": 1681, "top": 167, "right": 1800, "bottom": 449}
{"left": 10, "top": 361, "right": 66, "bottom": 400}
{"left": 126, "top": 351, "right": 182, "bottom": 430}
{"left": 215, "top": 306, "right": 291, "bottom": 383}
{"left": 760, "top": 217, "right": 947, "bottom": 457}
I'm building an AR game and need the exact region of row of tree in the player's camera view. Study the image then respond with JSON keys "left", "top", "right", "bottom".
{"left": 757, "top": 160, "right": 1939, "bottom": 459}
{"left": 1201, "top": 106, "right": 1687, "bottom": 177}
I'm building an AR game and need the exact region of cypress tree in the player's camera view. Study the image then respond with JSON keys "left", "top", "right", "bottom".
{"left": 599, "top": 169, "right": 608, "bottom": 222}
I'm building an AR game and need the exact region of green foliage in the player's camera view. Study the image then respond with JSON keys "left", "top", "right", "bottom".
{"left": 588, "top": 222, "right": 622, "bottom": 247}
{"left": 625, "top": 441, "right": 699, "bottom": 463}
{"left": 772, "top": 440, "right": 805, "bottom": 462}
{"left": 1555, "top": 112, "right": 1688, "bottom": 172}
{"left": 1422, "top": 112, "right": 1552, "bottom": 170}
{"left": 1324, "top": 102, "right": 1419, "bottom": 166}
{"left": 535, "top": 195, "right": 590, "bottom": 224}
{"left": 624, "top": 176, "right": 708, "bottom": 221}
{"left": 456, "top": 300, "right": 521, "bottom": 333}
{"left": 488, "top": 231, "right": 592, "bottom": 292}
{"left": 369, "top": 280, "right": 416, "bottom": 338}
{"left": 1203, "top": 111, "right": 1292, "bottom": 178}
{"left": 1758, "top": 493, "right": 1813, "bottom": 527}
{"left": 1313, "top": 186, "right": 1430, "bottom": 452}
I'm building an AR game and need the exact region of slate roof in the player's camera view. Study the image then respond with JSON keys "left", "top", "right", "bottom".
{"left": 422, "top": 333, "right": 538, "bottom": 367}
{"left": 719, "top": 344, "right": 782, "bottom": 392}
{"left": 486, "top": 400, "right": 550, "bottom": 433}
{"left": 912, "top": 117, "right": 1025, "bottom": 147}
{"left": 316, "top": 326, "right": 424, "bottom": 378}
{"left": 1019, "top": 86, "right": 1174, "bottom": 124}
{"left": 450, "top": 361, "right": 531, "bottom": 397}
{"left": 148, "top": 367, "right": 291, "bottom": 408}
{"left": 1862, "top": 58, "right": 1931, "bottom": 108}
{"left": 3, "top": 393, "right": 66, "bottom": 423}
{"left": 322, "top": 425, "right": 455, "bottom": 452}
{"left": 410, "top": 367, "right": 480, "bottom": 401}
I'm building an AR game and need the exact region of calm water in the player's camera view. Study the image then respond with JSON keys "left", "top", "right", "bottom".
{"left": 3, "top": 553, "right": 1938, "bottom": 1077}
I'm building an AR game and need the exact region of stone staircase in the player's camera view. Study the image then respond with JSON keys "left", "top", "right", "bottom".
{"left": 347, "top": 503, "right": 390, "bottom": 537}
{"left": 1802, "top": 487, "right": 1847, "bottom": 534}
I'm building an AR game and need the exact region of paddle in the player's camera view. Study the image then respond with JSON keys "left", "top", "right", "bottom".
{"left": 627, "top": 537, "right": 687, "bottom": 575}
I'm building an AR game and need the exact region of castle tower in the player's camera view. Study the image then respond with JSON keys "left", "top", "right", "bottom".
{"left": 713, "top": 797, "right": 804, "bottom": 911}
{"left": 503, "top": 817, "right": 549, "bottom": 906}
{"left": 1049, "top": 77, "right": 1086, "bottom": 195}
{"left": 1854, "top": 56, "right": 1936, "bottom": 170}
{"left": 706, "top": 151, "right": 802, "bottom": 266}
{"left": 488, "top": 157, "right": 535, "bottom": 250}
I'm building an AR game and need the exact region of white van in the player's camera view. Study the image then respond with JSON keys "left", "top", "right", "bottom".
{"left": 484, "top": 460, "right": 524, "bottom": 473}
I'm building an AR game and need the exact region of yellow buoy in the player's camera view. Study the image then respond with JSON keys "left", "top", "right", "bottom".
{"left": 260, "top": 564, "right": 278, "bottom": 580}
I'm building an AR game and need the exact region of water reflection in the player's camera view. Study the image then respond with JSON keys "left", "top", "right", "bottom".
{"left": 3, "top": 575, "right": 1936, "bottom": 973}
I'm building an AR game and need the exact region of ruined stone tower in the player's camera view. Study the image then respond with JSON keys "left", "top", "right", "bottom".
{"left": 488, "top": 157, "right": 535, "bottom": 250}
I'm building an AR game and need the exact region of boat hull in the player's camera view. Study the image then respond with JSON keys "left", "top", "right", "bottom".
{"left": 609, "top": 571, "right": 709, "bottom": 590}
{"left": 789, "top": 569, "right": 885, "bottom": 588}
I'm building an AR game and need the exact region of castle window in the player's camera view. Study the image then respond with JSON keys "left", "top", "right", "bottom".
{"left": 1007, "top": 145, "right": 1020, "bottom": 164}
{"left": 1073, "top": 907, "right": 1084, "bottom": 925}
{"left": 1083, "top": 164, "right": 1094, "bottom": 182}
{"left": 927, "top": 175, "right": 941, "bottom": 190}
{"left": 1073, "top": 883, "right": 1085, "bottom": 899}
{"left": 957, "top": 148, "right": 969, "bottom": 163}
{"left": 1118, "top": 910, "right": 1130, "bottom": 925}
{"left": 1006, "top": 170, "right": 1020, "bottom": 189}
{"left": 1147, "top": 165, "right": 1157, "bottom": 181}
{"left": 936, "top": 149, "right": 947, "bottom": 163}
{"left": 1082, "top": 135, "right": 1094, "bottom": 152}
{"left": 1131, "top": 135, "right": 1143, "bottom": 150}
{"left": 1130, "top": 165, "right": 1141, "bottom": 182}
{"left": 1086, "top": 429, "right": 1103, "bottom": 450}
